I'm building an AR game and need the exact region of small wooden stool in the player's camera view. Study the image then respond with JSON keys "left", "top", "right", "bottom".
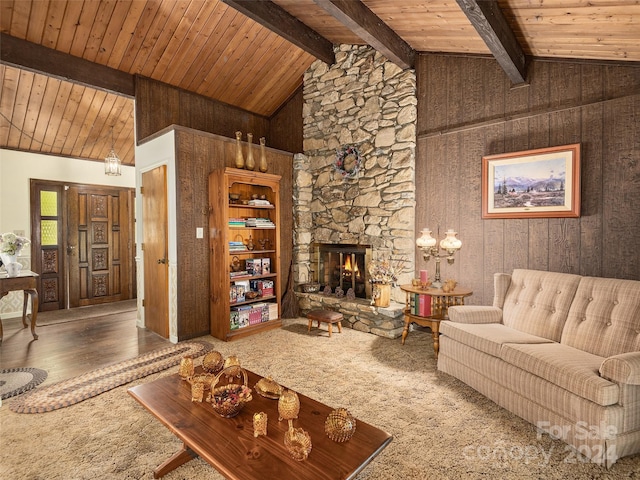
{"left": 307, "top": 309, "right": 343, "bottom": 337}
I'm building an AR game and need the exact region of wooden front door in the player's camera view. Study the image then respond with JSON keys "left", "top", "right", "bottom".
{"left": 142, "top": 166, "right": 169, "bottom": 338}
{"left": 30, "top": 181, "right": 65, "bottom": 311}
{"left": 67, "top": 185, "right": 134, "bottom": 307}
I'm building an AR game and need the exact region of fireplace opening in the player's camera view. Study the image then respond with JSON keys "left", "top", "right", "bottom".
{"left": 313, "top": 243, "right": 372, "bottom": 298}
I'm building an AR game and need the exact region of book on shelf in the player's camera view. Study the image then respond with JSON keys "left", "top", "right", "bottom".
{"left": 248, "top": 199, "right": 272, "bottom": 206}
{"left": 410, "top": 293, "right": 432, "bottom": 316}
{"left": 229, "top": 241, "right": 245, "bottom": 252}
{"left": 245, "top": 217, "right": 275, "bottom": 228}
{"left": 232, "top": 305, "right": 251, "bottom": 328}
{"left": 230, "top": 270, "right": 249, "bottom": 278}
{"left": 230, "top": 310, "right": 240, "bottom": 330}
{"left": 230, "top": 303, "right": 272, "bottom": 330}
{"left": 258, "top": 279, "right": 274, "bottom": 296}
{"left": 419, "top": 294, "right": 432, "bottom": 317}
{"left": 230, "top": 284, "right": 246, "bottom": 303}
{"left": 245, "top": 258, "right": 262, "bottom": 275}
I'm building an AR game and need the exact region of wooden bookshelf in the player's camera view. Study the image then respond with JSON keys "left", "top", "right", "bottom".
{"left": 209, "top": 168, "right": 282, "bottom": 341}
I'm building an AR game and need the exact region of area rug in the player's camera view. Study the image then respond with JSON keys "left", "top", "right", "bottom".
{"left": 0, "top": 367, "right": 48, "bottom": 400}
{"left": 9, "top": 341, "right": 212, "bottom": 413}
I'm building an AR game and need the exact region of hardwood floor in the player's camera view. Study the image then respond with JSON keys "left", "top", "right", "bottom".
{"left": 0, "top": 300, "right": 172, "bottom": 385}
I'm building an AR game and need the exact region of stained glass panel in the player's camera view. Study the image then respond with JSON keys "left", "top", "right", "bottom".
{"left": 40, "top": 191, "right": 58, "bottom": 216}
{"left": 41, "top": 220, "right": 58, "bottom": 246}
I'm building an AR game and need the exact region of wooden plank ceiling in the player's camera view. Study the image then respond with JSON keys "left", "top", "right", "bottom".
{"left": 1, "top": 0, "right": 638, "bottom": 167}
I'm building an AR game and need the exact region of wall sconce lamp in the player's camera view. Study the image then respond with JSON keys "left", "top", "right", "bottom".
{"left": 104, "top": 127, "right": 122, "bottom": 176}
{"left": 416, "top": 228, "right": 462, "bottom": 288}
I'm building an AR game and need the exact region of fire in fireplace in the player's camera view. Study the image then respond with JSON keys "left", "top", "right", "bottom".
{"left": 313, "top": 243, "right": 372, "bottom": 299}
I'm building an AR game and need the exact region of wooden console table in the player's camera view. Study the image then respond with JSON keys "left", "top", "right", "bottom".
{"left": 399, "top": 284, "right": 472, "bottom": 357}
{"left": 0, "top": 270, "right": 39, "bottom": 343}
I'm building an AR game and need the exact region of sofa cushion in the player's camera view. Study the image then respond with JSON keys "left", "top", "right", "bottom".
{"left": 502, "top": 269, "right": 582, "bottom": 342}
{"left": 561, "top": 276, "right": 640, "bottom": 358}
{"left": 501, "top": 342, "right": 619, "bottom": 406}
{"left": 440, "top": 322, "right": 553, "bottom": 358}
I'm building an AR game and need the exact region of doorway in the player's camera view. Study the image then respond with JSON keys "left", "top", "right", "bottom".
{"left": 30, "top": 180, "right": 136, "bottom": 311}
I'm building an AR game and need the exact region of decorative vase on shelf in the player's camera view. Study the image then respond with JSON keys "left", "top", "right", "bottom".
{"left": 259, "top": 137, "right": 268, "bottom": 172}
{"left": 245, "top": 133, "right": 255, "bottom": 171}
{"left": 234, "top": 131, "right": 245, "bottom": 169}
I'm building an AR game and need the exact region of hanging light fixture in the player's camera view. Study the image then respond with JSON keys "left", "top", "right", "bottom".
{"left": 104, "top": 126, "right": 122, "bottom": 176}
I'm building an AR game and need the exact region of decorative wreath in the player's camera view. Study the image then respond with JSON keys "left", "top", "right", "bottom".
{"left": 334, "top": 145, "right": 363, "bottom": 180}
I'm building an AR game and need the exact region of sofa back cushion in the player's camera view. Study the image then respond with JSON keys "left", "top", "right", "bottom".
{"left": 561, "top": 276, "right": 640, "bottom": 357}
{"left": 502, "top": 269, "right": 582, "bottom": 342}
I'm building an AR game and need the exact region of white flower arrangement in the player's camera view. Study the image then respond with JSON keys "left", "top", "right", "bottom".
{"left": 0, "top": 232, "right": 30, "bottom": 256}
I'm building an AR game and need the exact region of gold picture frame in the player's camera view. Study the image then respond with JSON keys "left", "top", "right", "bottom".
{"left": 482, "top": 144, "right": 581, "bottom": 219}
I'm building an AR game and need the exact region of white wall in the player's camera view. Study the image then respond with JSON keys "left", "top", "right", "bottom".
{"left": 134, "top": 131, "right": 179, "bottom": 343}
{"left": 0, "top": 149, "right": 135, "bottom": 318}
{"left": 0, "top": 149, "right": 135, "bottom": 236}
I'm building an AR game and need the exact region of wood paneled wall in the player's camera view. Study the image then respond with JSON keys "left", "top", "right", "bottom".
{"left": 135, "top": 77, "right": 299, "bottom": 340}
{"left": 135, "top": 76, "right": 271, "bottom": 146}
{"left": 415, "top": 54, "right": 640, "bottom": 306}
{"left": 172, "top": 127, "right": 293, "bottom": 339}
{"left": 269, "top": 86, "right": 304, "bottom": 154}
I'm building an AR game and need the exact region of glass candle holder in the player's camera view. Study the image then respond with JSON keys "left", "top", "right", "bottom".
{"left": 191, "top": 381, "right": 205, "bottom": 403}
{"left": 253, "top": 412, "right": 268, "bottom": 437}
{"left": 179, "top": 356, "right": 194, "bottom": 380}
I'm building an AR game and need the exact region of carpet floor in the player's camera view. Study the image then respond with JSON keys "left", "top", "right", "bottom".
{"left": 1, "top": 318, "right": 638, "bottom": 479}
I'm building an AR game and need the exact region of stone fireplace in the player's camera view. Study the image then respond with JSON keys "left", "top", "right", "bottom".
{"left": 293, "top": 45, "right": 418, "bottom": 338}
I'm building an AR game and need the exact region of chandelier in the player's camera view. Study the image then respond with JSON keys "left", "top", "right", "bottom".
{"left": 104, "top": 127, "right": 122, "bottom": 176}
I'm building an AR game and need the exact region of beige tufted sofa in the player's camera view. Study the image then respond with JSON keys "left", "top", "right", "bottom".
{"left": 437, "top": 269, "right": 640, "bottom": 467}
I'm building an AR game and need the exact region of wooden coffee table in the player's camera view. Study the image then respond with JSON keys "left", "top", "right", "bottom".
{"left": 128, "top": 368, "right": 392, "bottom": 479}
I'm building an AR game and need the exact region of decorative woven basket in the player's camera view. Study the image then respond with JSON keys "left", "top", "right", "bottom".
{"left": 284, "top": 426, "right": 312, "bottom": 461}
{"left": 302, "top": 283, "right": 321, "bottom": 293}
{"left": 202, "top": 351, "right": 224, "bottom": 374}
{"left": 209, "top": 366, "right": 253, "bottom": 418}
{"left": 324, "top": 407, "right": 356, "bottom": 442}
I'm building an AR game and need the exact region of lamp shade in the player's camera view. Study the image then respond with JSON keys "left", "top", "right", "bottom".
{"left": 440, "top": 229, "right": 462, "bottom": 250}
{"left": 416, "top": 228, "right": 437, "bottom": 248}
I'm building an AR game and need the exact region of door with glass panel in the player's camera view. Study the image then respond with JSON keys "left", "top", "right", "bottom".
{"left": 30, "top": 182, "right": 65, "bottom": 312}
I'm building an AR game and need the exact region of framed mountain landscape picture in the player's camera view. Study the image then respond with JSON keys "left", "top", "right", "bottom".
{"left": 482, "top": 144, "right": 581, "bottom": 219}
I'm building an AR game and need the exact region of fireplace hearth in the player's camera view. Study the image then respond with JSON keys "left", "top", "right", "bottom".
{"left": 313, "top": 243, "right": 372, "bottom": 299}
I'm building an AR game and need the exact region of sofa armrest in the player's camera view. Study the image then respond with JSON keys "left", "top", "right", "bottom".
{"left": 448, "top": 306, "right": 503, "bottom": 324}
{"left": 599, "top": 352, "right": 640, "bottom": 385}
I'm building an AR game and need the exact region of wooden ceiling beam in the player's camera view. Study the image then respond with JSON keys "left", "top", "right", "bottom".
{"left": 456, "top": 0, "right": 527, "bottom": 85}
{"left": 221, "top": 0, "right": 335, "bottom": 66}
{"left": 0, "top": 33, "right": 135, "bottom": 98}
{"left": 313, "top": 0, "right": 415, "bottom": 69}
